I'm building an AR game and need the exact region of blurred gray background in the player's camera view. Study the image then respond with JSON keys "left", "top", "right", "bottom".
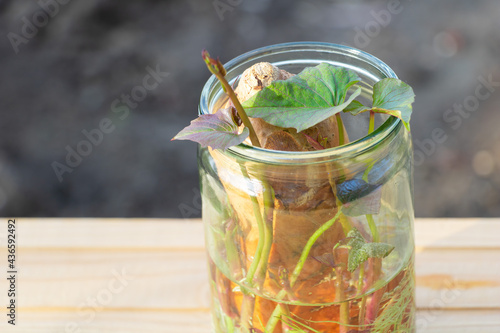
{"left": 0, "top": 0, "right": 499, "bottom": 217}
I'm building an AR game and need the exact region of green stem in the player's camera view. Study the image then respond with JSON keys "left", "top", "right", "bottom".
{"left": 335, "top": 113, "right": 345, "bottom": 146}
{"left": 358, "top": 295, "right": 367, "bottom": 327}
{"left": 358, "top": 115, "right": 382, "bottom": 328}
{"left": 216, "top": 74, "right": 261, "bottom": 147}
{"left": 328, "top": 161, "right": 352, "bottom": 332}
{"left": 240, "top": 166, "right": 266, "bottom": 286}
{"left": 238, "top": 166, "right": 263, "bottom": 332}
{"left": 203, "top": 51, "right": 261, "bottom": 148}
{"left": 362, "top": 204, "right": 380, "bottom": 326}
{"left": 289, "top": 208, "right": 343, "bottom": 286}
{"left": 279, "top": 303, "right": 292, "bottom": 331}
{"left": 325, "top": 159, "right": 350, "bottom": 235}
{"left": 366, "top": 214, "right": 379, "bottom": 243}
{"left": 224, "top": 315, "right": 235, "bottom": 333}
{"left": 240, "top": 294, "right": 255, "bottom": 332}
{"left": 255, "top": 185, "right": 275, "bottom": 283}
{"left": 357, "top": 263, "right": 367, "bottom": 325}
{"left": 239, "top": 165, "right": 275, "bottom": 332}
{"left": 265, "top": 290, "right": 286, "bottom": 333}
{"left": 368, "top": 110, "right": 375, "bottom": 134}
{"left": 337, "top": 198, "right": 353, "bottom": 236}
{"left": 265, "top": 209, "right": 343, "bottom": 332}
{"left": 335, "top": 267, "right": 350, "bottom": 333}
{"left": 357, "top": 263, "right": 365, "bottom": 292}
{"left": 362, "top": 159, "right": 375, "bottom": 183}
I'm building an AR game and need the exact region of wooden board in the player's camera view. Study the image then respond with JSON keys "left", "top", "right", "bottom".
{"left": 0, "top": 218, "right": 498, "bottom": 332}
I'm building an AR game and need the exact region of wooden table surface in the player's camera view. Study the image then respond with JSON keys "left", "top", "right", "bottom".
{"left": 0, "top": 218, "right": 499, "bottom": 332}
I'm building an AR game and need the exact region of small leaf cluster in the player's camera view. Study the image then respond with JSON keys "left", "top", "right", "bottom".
{"left": 346, "top": 228, "right": 394, "bottom": 273}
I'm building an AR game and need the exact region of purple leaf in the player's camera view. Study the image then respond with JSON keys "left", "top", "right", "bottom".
{"left": 172, "top": 108, "right": 249, "bottom": 150}
{"left": 304, "top": 133, "right": 326, "bottom": 150}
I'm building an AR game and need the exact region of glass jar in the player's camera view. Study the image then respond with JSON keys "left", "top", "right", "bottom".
{"left": 198, "top": 42, "right": 415, "bottom": 333}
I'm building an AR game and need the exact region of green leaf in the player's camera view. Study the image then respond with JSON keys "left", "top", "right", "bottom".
{"left": 343, "top": 99, "right": 366, "bottom": 115}
{"left": 242, "top": 63, "right": 361, "bottom": 132}
{"left": 172, "top": 108, "right": 249, "bottom": 150}
{"left": 372, "top": 78, "right": 415, "bottom": 131}
{"left": 347, "top": 228, "right": 394, "bottom": 272}
{"left": 344, "top": 78, "right": 415, "bottom": 131}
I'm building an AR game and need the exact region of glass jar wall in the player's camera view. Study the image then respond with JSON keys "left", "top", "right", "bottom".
{"left": 198, "top": 42, "right": 415, "bottom": 333}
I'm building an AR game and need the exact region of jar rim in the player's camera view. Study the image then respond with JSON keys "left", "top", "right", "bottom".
{"left": 199, "top": 42, "right": 402, "bottom": 164}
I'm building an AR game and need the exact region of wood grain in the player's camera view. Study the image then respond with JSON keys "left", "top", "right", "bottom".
{"left": 2, "top": 310, "right": 500, "bottom": 333}
{"left": 0, "top": 218, "right": 498, "bottom": 332}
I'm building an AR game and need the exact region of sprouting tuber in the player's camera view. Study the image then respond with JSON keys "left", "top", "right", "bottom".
{"left": 225, "top": 62, "right": 348, "bottom": 151}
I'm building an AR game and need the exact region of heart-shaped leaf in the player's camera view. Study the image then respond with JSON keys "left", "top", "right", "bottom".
{"left": 347, "top": 228, "right": 394, "bottom": 272}
{"left": 242, "top": 63, "right": 361, "bottom": 132}
{"left": 372, "top": 78, "right": 415, "bottom": 131}
{"left": 172, "top": 108, "right": 249, "bottom": 150}
{"left": 345, "top": 78, "right": 415, "bottom": 131}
